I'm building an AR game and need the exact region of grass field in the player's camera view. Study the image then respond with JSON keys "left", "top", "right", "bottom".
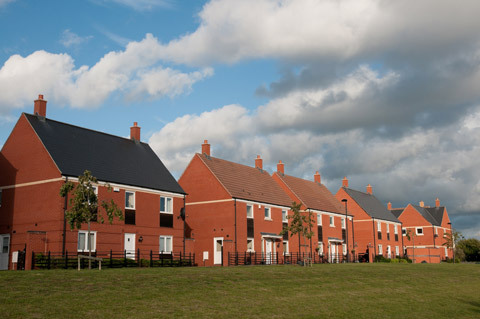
{"left": 1, "top": 263, "right": 479, "bottom": 318}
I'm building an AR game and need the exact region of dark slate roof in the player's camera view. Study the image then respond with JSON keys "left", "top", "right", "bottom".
{"left": 412, "top": 205, "right": 444, "bottom": 227}
{"left": 273, "top": 172, "right": 344, "bottom": 214}
{"left": 390, "top": 209, "right": 404, "bottom": 218}
{"left": 198, "top": 153, "right": 292, "bottom": 207}
{"left": 343, "top": 187, "right": 400, "bottom": 223}
{"left": 25, "top": 113, "right": 185, "bottom": 194}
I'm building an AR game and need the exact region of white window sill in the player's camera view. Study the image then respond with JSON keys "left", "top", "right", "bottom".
{"left": 160, "top": 211, "right": 173, "bottom": 214}
{"left": 264, "top": 218, "right": 273, "bottom": 221}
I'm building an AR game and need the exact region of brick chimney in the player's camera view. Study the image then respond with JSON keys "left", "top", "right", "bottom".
{"left": 342, "top": 176, "right": 349, "bottom": 188}
{"left": 130, "top": 122, "right": 141, "bottom": 141}
{"left": 366, "top": 184, "right": 373, "bottom": 195}
{"left": 314, "top": 171, "right": 321, "bottom": 184}
{"left": 34, "top": 94, "right": 47, "bottom": 117}
{"left": 277, "top": 160, "right": 284, "bottom": 174}
{"left": 202, "top": 140, "right": 210, "bottom": 156}
{"left": 387, "top": 202, "right": 392, "bottom": 210}
{"left": 255, "top": 155, "right": 263, "bottom": 170}
{"left": 419, "top": 201, "right": 424, "bottom": 207}
{"left": 435, "top": 198, "right": 440, "bottom": 207}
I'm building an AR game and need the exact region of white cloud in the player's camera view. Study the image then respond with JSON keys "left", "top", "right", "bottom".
{"left": 0, "top": 0, "right": 15, "bottom": 9}
{"left": 0, "top": 34, "right": 211, "bottom": 111}
{"left": 60, "top": 29, "right": 93, "bottom": 48}
{"left": 156, "top": 0, "right": 480, "bottom": 66}
{"left": 96, "top": 0, "right": 172, "bottom": 11}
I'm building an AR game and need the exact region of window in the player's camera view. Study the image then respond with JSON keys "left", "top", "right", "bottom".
{"left": 317, "top": 225, "right": 323, "bottom": 241}
{"left": 2, "top": 235, "right": 9, "bottom": 254}
{"left": 444, "top": 246, "right": 448, "bottom": 257}
{"left": 329, "top": 216, "right": 334, "bottom": 227}
{"left": 395, "top": 246, "right": 399, "bottom": 256}
{"left": 160, "top": 197, "right": 173, "bottom": 213}
{"left": 342, "top": 244, "right": 347, "bottom": 255}
{"left": 378, "top": 244, "right": 383, "bottom": 255}
{"left": 377, "top": 221, "right": 382, "bottom": 232}
{"left": 282, "top": 210, "right": 288, "bottom": 222}
{"left": 159, "top": 236, "right": 172, "bottom": 253}
{"left": 416, "top": 227, "right": 424, "bottom": 236}
{"left": 387, "top": 225, "right": 390, "bottom": 241}
{"left": 160, "top": 213, "right": 173, "bottom": 228}
{"left": 125, "top": 210, "right": 136, "bottom": 225}
{"left": 78, "top": 231, "right": 96, "bottom": 252}
{"left": 402, "top": 228, "right": 407, "bottom": 236}
{"left": 318, "top": 242, "right": 324, "bottom": 256}
{"left": 435, "top": 227, "right": 438, "bottom": 235}
{"left": 317, "top": 214, "right": 322, "bottom": 226}
{"left": 247, "top": 239, "right": 254, "bottom": 252}
{"left": 246, "top": 205, "right": 253, "bottom": 218}
{"left": 264, "top": 207, "right": 271, "bottom": 220}
{"left": 125, "top": 191, "right": 135, "bottom": 209}
{"left": 341, "top": 218, "right": 346, "bottom": 229}
{"left": 394, "top": 225, "right": 398, "bottom": 234}
{"left": 0, "top": 189, "right": 2, "bottom": 207}
{"left": 283, "top": 240, "right": 289, "bottom": 254}
{"left": 247, "top": 218, "right": 255, "bottom": 238}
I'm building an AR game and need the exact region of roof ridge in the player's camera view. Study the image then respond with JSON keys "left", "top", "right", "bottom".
{"left": 24, "top": 113, "right": 148, "bottom": 145}
{"left": 196, "top": 152, "right": 270, "bottom": 173}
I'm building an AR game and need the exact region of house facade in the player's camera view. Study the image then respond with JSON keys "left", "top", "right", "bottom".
{"left": 390, "top": 199, "right": 452, "bottom": 263}
{"left": 179, "top": 141, "right": 294, "bottom": 266}
{"left": 272, "top": 164, "right": 354, "bottom": 263}
{"left": 335, "top": 178, "right": 403, "bottom": 262}
{"left": 0, "top": 95, "right": 189, "bottom": 270}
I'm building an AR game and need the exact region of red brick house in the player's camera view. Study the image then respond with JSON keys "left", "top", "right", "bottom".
{"left": 272, "top": 164, "right": 354, "bottom": 263}
{"left": 179, "top": 141, "right": 293, "bottom": 266}
{"left": 390, "top": 199, "right": 452, "bottom": 263}
{"left": 0, "top": 95, "right": 188, "bottom": 270}
{"left": 335, "top": 178, "right": 403, "bottom": 262}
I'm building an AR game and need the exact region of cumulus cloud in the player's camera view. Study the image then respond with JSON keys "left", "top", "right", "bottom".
{"left": 60, "top": 29, "right": 93, "bottom": 48}
{"left": 93, "top": 0, "right": 172, "bottom": 11}
{"left": 0, "top": 34, "right": 211, "bottom": 112}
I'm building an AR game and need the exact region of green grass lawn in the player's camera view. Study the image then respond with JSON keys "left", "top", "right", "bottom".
{"left": 1, "top": 263, "right": 479, "bottom": 318}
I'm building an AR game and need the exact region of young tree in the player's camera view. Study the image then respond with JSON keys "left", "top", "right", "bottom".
{"left": 60, "top": 170, "right": 123, "bottom": 269}
{"left": 443, "top": 229, "right": 464, "bottom": 263}
{"left": 280, "top": 202, "right": 314, "bottom": 266}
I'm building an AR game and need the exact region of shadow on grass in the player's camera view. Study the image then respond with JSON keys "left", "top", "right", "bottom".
{"left": 459, "top": 299, "right": 480, "bottom": 314}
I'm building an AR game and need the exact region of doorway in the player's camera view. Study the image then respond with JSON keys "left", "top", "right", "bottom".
{"left": 214, "top": 237, "right": 223, "bottom": 265}
{"left": 0, "top": 234, "right": 10, "bottom": 270}
{"left": 124, "top": 233, "right": 135, "bottom": 260}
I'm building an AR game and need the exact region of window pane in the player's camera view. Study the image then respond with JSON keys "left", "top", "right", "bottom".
{"left": 160, "top": 197, "right": 165, "bottom": 212}
{"left": 264, "top": 208, "right": 269, "bottom": 218}
{"left": 246, "top": 205, "right": 253, "bottom": 218}
{"left": 78, "top": 233, "right": 85, "bottom": 251}
{"left": 2, "top": 236, "right": 9, "bottom": 253}
{"left": 125, "top": 192, "right": 134, "bottom": 208}
{"left": 166, "top": 237, "right": 172, "bottom": 252}
{"left": 247, "top": 239, "right": 253, "bottom": 251}
{"left": 160, "top": 237, "right": 165, "bottom": 251}
{"left": 317, "top": 214, "right": 322, "bottom": 226}
{"left": 88, "top": 233, "right": 95, "bottom": 251}
{"left": 282, "top": 210, "right": 287, "bottom": 222}
{"left": 166, "top": 198, "right": 172, "bottom": 212}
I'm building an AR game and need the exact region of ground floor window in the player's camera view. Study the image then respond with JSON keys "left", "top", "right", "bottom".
{"left": 395, "top": 246, "right": 399, "bottom": 256}
{"left": 342, "top": 243, "right": 347, "bottom": 255}
{"left": 247, "top": 238, "right": 254, "bottom": 252}
{"left": 78, "top": 231, "right": 96, "bottom": 252}
{"left": 444, "top": 246, "right": 448, "bottom": 257}
{"left": 318, "top": 242, "right": 323, "bottom": 255}
{"left": 378, "top": 244, "right": 383, "bottom": 255}
{"left": 159, "top": 235, "right": 172, "bottom": 253}
{"left": 283, "top": 240, "right": 289, "bottom": 254}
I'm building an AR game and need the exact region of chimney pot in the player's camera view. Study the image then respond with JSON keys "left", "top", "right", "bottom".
{"left": 387, "top": 202, "right": 392, "bottom": 210}
{"left": 419, "top": 201, "right": 424, "bottom": 207}
{"left": 277, "top": 160, "right": 284, "bottom": 174}
{"left": 34, "top": 94, "right": 47, "bottom": 117}
{"left": 435, "top": 198, "right": 440, "bottom": 207}
{"left": 342, "top": 176, "right": 349, "bottom": 188}
{"left": 201, "top": 140, "right": 210, "bottom": 156}
{"left": 255, "top": 155, "right": 263, "bottom": 170}
{"left": 130, "top": 122, "right": 141, "bottom": 141}
{"left": 366, "top": 184, "right": 373, "bottom": 195}
{"left": 314, "top": 171, "right": 321, "bottom": 184}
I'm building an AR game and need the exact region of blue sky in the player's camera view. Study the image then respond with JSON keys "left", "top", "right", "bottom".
{"left": 1, "top": 0, "right": 480, "bottom": 239}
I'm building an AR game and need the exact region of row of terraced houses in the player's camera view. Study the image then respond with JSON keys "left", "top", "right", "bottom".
{"left": 0, "top": 96, "right": 453, "bottom": 270}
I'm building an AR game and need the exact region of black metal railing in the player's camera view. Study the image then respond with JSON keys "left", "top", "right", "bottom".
{"left": 31, "top": 249, "right": 195, "bottom": 270}
{"left": 228, "top": 252, "right": 336, "bottom": 266}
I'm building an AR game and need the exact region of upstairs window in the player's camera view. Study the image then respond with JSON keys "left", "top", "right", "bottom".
{"left": 341, "top": 218, "right": 346, "bottom": 229}
{"left": 329, "top": 216, "right": 334, "bottom": 227}
{"left": 125, "top": 191, "right": 135, "bottom": 209}
{"left": 246, "top": 205, "right": 253, "bottom": 218}
{"left": 402, "top": 228, "right": 407, "bottom": 236}
{"left": 160, "top": 197, "right": 173, "bottom": 213}
{"left": 377, "top": 221, "right": 382, "bottom": 232}
{"left": 317, "top": 214, "right": 322, "bottom": 226}
{"left": 264, "top": 207, "right": 271, "bottom": 220}
{"left": 282, "top": 210, "right": 288, "bottom": 223}
{"left": 394, "top": 225, "right": 398, "bottom": 234}
{"left": 416, "top": 227, "right": 424, "bottom": 236}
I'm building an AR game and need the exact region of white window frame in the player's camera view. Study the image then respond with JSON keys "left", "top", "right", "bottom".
{"left": 247, "top": 238, "right": 254, "bottom": 252}
{"left": 435, "top": 227, "right": 438, "bottom": 235}
{"left": 416, "top": 227, "right": 424, "bottom": 236}
{"left": 342, "top": 243, "right": 347, "bottom": 255}
{"left": 159, "top": 235, "right": 173, "bottom": 254}
{"left": 283, "top": 240, "right": 289, "bottom": 254}
{"left": 264, "top": 207, "right": 271, "bottom": 220}
{"left": 160, "top": 196, "right": 173, "bottom": 214}
{"left": 318, "top": 242, "right": 324, "bottom": 256}
{"left": 247, "top": 205, "right": 253, "bottom": 219}
{"left": 77, "top": 230, "right": 96, "bottom": 252}
{"left": 282, "top": 210, "right": 288, "bottom": 222}
{"left": 402, "top": 228, "right": 406, "bottom": 236}
{"left": 444, "top": 246, "right": 448, "bottom": 257}
{"left": 125, "top": 191, "right": 135, "bottom": 209}
{"left": 341, "top": 218, "right": 346, "bottom": 229}
{"left": 378, "top": 244, "right": 383, "bottom": 255}
{"left": 394, "top": 225, "right": 398, "bottom": 235}
{"left": 395, "top": 246, "right": 399, "bottom": 256}
{"left": 329, "top": 216, "right": 334, "bottom": 227}
{"left": 317, "top": 214, "right": 322, "bottom": 226}
{"left": 377, "top": 221, "right": 382, "bottom": 232}
{"left": 387, "top": 224, "right": 390, "bottom": 234}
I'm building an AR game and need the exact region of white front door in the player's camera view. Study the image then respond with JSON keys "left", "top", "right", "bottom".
{"left": 0, "top": 234, "right": 10, "bottom": 270}
{"left": 124, "top": 233, "right": 135, "bottom": 260}
{"left": 265, "top": 239, "right": 273, "bottom": 264}
{"left": 214, "top": 237, "right": 223, "bottom": 265}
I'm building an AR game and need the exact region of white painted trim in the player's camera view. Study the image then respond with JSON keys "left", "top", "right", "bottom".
{"left": 65, "top": 177, "right": 184, "bottom": 198}
{"left": 307, "top": 208, "right": 352, "bottom": 218}
{"left": 0, "top": 177, "right": 64, "bottom": 190}
{"left": 236, "top": 198, "right": 290, "bottom": 210}
{"left": 186, "top": 198, "right": 234, "bottom": 206}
